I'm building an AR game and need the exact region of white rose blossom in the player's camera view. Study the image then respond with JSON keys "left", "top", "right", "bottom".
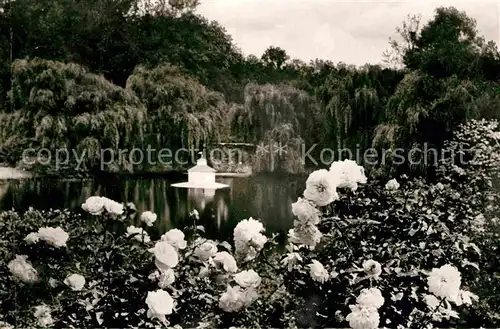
{"left": 427, "top": 264, "right": 462, "bottom": 302}
{"left": 64, "top": 273, "right": 86, "bottom": 291}
{"left": 102, "top": 197, "right": 124, "bottom": 216}
{"left": 385, "top": 178, "right": 400, "bottom": 190}
{"left": 234, "top": 270, "right": 261, "bottom": 288}
{"left": 149, "top": 240, "right": 179, "bottom": 271}
{"left": 329, "top": 159, "right": 367, "bottom": 192}
{"left": 198, "top": 266, "right": 211, "bottom": 278}
{"left": 362, "top": 259, "right": 382, "bottom": 279}
{"left": 356, "top": 288, "right": 384, "bottom": 309}
{"left": 219, "top": 285, "right": 258, "bottom": 312}
{"left": 308, "top": 260, "right": 329, "bottom": 284}
{"left": 288, "top": 224, "right": 322, "bottom": 249}
{"left": 281, "top": 251, "right": 303, "bottom": 271}
{"left": 37, "top": 227, "right": 69, "bottom": 248}
{"left": 146, "top": 290, "right": 174, "bottom": 323}
{"left": 491, "top": 131, "right": 500, "bottom": 139}
{"left": 241, "top": 287, "right": 259, "bottom": 308}
{"left": 126, "top": 225, "right": 151, "bottom": 243}
{"left": 158, "top": 269, "right": 176, "bottom": 288}
{"left": 289, "top": 196, "right": 323, "bottom": 249}
{"left": 24, "top": 232, "right": 39, "bottom": 245}
{"left": 140, "top": 211, "right": 157, "bottom": 227}
{"left": 127, "top": 202, "right": 137, "bottom": 212}
{"left": 82, "top": 196, "right": 124, "bottom": 216}
{"left": 303, "top": 169, "right": 339, "bottom": 206}
{"left": 423, "top": 294, "right": 459, "bottom": 321}
{"left": 161, "top": 229, "right": 187, "bottom": 250}
{"left": 81, "top": 196, "right": 105, "bottom": 215}
{"left": 194, "top": 240, "right": 218, "bottom": 261}
{"left": 233, "top": 218, "right": 267, "bottom": 262}
{"left": 490, "top": 131, "right": 500, "bottom": 140}
{"left": 424, "top": 293, "right": 443, "bottom": 310}
{"left": 48, "top": 278, "right": 58, "bottom": 288}
{"left": 214, "top": 252, "right": 238, "bottom": 273}
{"left": 251, "top": 234, "right": 267, "bottom": 249}
{"left": 148, "top": 270, "right": 161, "bottom": 281}
{"left": 219, "top": 285, "right": 246, "bottom": 312}
{"left": 190, "top": 209, "right": 199, "bottom": 219}
{"left": 456, "top": 290, "right": 479, "bottom": 306}
{"left": 34, "top": 304, "right": 54, "bottom": 327}
{"left": 8, "top": 255, "right": 38, "bottom": 283}
{"left": 345, "top": 304, "right": 379, "bottom": 329}
{"left": 0, "top": 321, "right": 14, "bottom": 329}
{"left": 471, "top": 214, "right": 486, "bottom": 233}
{"left": 291, "top": 197, "right": 320, "bottom": 225}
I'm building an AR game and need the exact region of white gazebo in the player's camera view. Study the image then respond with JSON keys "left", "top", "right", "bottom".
{"left": 171, "top": 154, "right": 229, "bottom": 190}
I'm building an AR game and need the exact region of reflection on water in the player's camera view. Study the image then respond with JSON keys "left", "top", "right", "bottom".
{"left": 0, "top": 174, "right": 305, "bottom": 241}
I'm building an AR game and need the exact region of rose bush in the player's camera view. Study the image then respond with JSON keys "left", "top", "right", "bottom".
{"left": 0, "top": 119, "right": 499, "bottom": 328}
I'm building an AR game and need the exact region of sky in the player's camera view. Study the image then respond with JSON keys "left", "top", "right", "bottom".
{"left": 196, "top": 0, "right": 500, "bottom": 66}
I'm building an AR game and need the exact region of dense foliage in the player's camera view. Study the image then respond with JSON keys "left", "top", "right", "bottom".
{"left": 1, "top": 119, "right": 499, "bottom": 328}
{"left": 0, "top": 59, "right": 146, "bottom": 173}
{"left": 126, "top": 64, "right": 231, "bottom": 156}
{"left": 1, "top": 2, "right": 500, "bottom": 328}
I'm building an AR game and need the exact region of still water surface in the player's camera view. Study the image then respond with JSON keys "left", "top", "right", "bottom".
{"left": 0, "top": 174, "right": 305, "bottom": 241}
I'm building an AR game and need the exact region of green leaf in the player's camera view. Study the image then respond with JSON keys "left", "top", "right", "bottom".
{"left": 469, "top": 243, "right": 481, "bottom": 256}
{"left": 96, "top": 312, "right": 104, "bottom": 325}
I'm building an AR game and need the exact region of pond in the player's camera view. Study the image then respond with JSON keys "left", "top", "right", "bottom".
{"left": 0, "top": 173, "right": 306, "bottom": 242}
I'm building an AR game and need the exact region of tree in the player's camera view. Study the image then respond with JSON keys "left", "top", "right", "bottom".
{"left": 133, "top": 0, "right": 200, "bottom": 17}
{"left": 0, "top": 0, "right": 139, "bottom": 87}
{"left": 383, "top": 14, "right": 422, "bottom": 68}
{"left": 126, "top": 64, "right": 231, "bottom": 154}
{"left": 376, "top": 6, "right": 500, "bottom": 157}
{"left": 261, "top": 46, "right": 290, "bottom": 70}
{"left": 131, "top": 13, "right": 244, "bottom": 101}
{"left": 232, "top": 83, "right": 317, "bottom": 172}
{"left": 319, "top": 73, "right": 381, "bottom": 151}
{"left": 389, "top": 7, "right": 500, "bottom": 80}
{"left": 0, "top": 59, "right": 146, "bottom": 170}
{"left": 410, "top": 7, "right": 481, "bottom": 78}
{"left": 0, "top": 0, "right": 243, "bottom": 101}
{"left": 0, "top": 0, "right": 10, "bottom": 108}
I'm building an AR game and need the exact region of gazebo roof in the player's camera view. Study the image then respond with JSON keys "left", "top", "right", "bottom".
{"left": 188, "top": 158, "right": 216, "bottom": 173}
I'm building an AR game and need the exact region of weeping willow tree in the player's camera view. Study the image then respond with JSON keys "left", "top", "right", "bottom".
{"left": 373, "top": 71, "right": 430, "bottom": 149}
{"left": 232, "top": 83, "right": 315, "bottom": 173}
{"left": 0, "top": 58, "right": 146, "bottom": 171}
{"left": 126, "top": 64, "right": 231, "bottom": 159}
{"left": 374, "top": 70, "right": 478, "bottom": 149}
{"left": 372, "top": 70, "right": 479, "bottom": 177}
{"left": 470, "top": 81, "right": 500, "bottom": 120}
{"left": 233, "top": 83, "right": 311, "bottom": 143}
{"left": 250, "top": 123, "right": 305, "bottom": 174}
{"left": 319, "top": 73, "right": 382, "bottom": 153}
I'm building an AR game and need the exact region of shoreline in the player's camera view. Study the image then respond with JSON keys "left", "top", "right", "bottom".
{"left": 215, "top": 172, "right": 252, "bottom": 177}
{"left": 0, "top": 165, "right": 310, "bottom": 181}
{"left": 0, "top": 166, "right": 33, "bottom": 180}
{"left": 0, "top": 167, "right": 254, "bottom": 181}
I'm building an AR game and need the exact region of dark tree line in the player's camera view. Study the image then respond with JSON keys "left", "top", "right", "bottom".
{"left": 0, "top": 1, "right": 500, "bottom": 175}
